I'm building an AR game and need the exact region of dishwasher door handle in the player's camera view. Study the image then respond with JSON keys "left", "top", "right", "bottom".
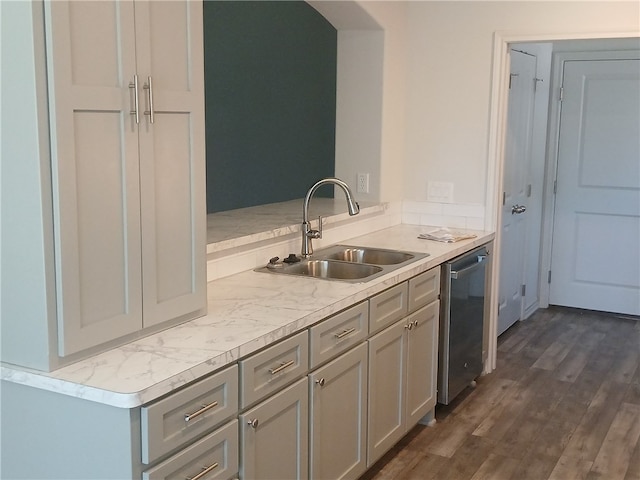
{"left": 450, "top": 255, "right": 487, "bottom": 279}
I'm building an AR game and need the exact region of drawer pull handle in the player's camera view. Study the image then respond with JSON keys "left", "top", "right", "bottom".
{"left": 248, "top": 418, "right": 259, "bottom": 428}
{"left": 316, "top": 378, "right": 325, "bottom": 387}
{"left": 413, "top": 320, "right": 418, "bottom": 327}
{"left": 184, "top": 401, "right": 218, "bottom": 423}
{"left": 186, "top": 462, "right": 219, "bottom": 480}
{"left": 268, "top": 360, "right": 295, "bottom": 375}
{"left": 334, "top": 327, "right": 356, "bottom": 339}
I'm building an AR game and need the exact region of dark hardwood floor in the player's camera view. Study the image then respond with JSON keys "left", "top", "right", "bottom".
{"left": 361, "top": 306, "right": 640, "bottom": 480}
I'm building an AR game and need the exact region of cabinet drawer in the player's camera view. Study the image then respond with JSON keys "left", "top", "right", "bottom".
{"left": 309, "top": 302, "right": 368, "bottom": 368}
{"left": 240, "top": 331, "right": 308, "bottom": 408}
{"left": 141, "top": 365, "right": 238, "bottom": 464}
{"left": 142, "top": 419, "right": 238, "bottom": 480}
{"left": 369, "top": 282, "right": 408, "bottom": 334}
{"left": 408, "top": 267, "right": 440, "bottom": 313}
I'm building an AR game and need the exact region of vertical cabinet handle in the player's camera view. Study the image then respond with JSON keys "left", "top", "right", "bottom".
{"left": 143, "top": 76, "right": 155, "bottom": 124}
{"left": 128, "top": 75, "right": 139, "bottom": 124}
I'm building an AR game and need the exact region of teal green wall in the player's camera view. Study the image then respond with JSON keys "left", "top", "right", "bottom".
{"left": 204, "top": 1, "right": 337, "bottom": 213}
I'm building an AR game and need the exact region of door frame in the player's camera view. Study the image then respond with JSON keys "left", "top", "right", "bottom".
{"left": 484, "top": 30, "right": 639, "bottom": 372}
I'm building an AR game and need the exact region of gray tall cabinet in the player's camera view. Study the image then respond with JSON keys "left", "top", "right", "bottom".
{"left": 44, "top": 0, "right": 206, "bottom": 359}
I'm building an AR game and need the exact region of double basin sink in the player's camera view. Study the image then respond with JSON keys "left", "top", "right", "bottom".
{"left": 257, "top": 245, "right": 429, "bottom": 282}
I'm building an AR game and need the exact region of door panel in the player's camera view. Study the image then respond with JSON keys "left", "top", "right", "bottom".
{"left": 240, "top": 379, "right": 309, "bottom": 480}
{"left": 367, "top": 321, "right": 405, "bottom": 466}
{"left": 499, "top": 50, "right": 537, "bottom": 335}
{"left": 45, "top": 1, "right": 142, "bottom": 355}
{"left": 134, "top": 1, "right": 207, "bottom": 326}
{"left": 405, "top": 302, "right": 438, "bottom": 426}
{"left": 550, "top": 57, "right": 640, "bottom": 315}
{"left": 309, "top": 344, "right": 367, "bottom": 480}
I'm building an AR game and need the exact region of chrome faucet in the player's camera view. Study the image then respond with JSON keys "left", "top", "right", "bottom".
{"left": 301, "top": 177, "right": 360, "bottom": 257}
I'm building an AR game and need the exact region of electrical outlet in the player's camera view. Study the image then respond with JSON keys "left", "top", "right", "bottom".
{"left": 357, "top": 173, "right": 370, "bottom": 193}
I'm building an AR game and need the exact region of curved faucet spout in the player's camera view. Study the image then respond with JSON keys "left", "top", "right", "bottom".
{"left": 302, "top": 177, "right": 360, "bottom": 257}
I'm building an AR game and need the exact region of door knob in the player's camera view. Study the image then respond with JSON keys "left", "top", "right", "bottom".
{"left": 511, "top": 205, "right": 526, "bottom": 214}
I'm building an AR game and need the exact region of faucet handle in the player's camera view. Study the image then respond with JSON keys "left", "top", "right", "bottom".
{"left": 307, "top": 216, "right": 323, "bottom": 239}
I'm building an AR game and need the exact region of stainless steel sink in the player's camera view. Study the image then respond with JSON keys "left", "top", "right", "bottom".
{"left": 325, "top": 247, "right": 415, "bottom": 265}
{"left": 255, "top": 245, "right": 429, "bottom": 283}
{"left": 282, "top": 260, "right": 383, "bottom": 280}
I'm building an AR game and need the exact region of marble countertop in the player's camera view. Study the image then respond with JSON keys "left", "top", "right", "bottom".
{"left": 1, "top": 225, "right": 494, "bottom": 409}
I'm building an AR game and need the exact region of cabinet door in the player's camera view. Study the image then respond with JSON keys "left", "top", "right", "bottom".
{"left": 367, "top": 321, "right": 406, "bottom": 467}
{"left": 239, "top": 378, "right": 309, "bottom": 480}
{"left": 309, "top": 343, "right": 368, "bottom": 480}
{"left": 45, "top": 1, "right": 143, "bottom": 355}
{"left": 133, "top": 0, "right": 207, "bottom": 327}
{"left": 405, "top": 301, "right": 439, "bottom": 427}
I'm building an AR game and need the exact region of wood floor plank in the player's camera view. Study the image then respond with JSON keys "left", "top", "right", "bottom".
{"left": 492, "top": 412, "right": 546, "bottom": 460}
{"left": 509, "top": 452, "right": 558, "bottom": 480}
{"left": 469, "top": 453, "right": 520, "bottom": 480}
{"left": 590, "top": 402, "right": 640, "bottom": 480}
{"left": 472, "top": 381, "right": 534, "bottom": 441}
{"left": 548, "top": 455, "right": 593, "bottom": 480}
{"left": 424, "top": 418, "right": 476, "bottom": 458}
{"left": 450, "top": 377, "right": 517, "bottom": 427}
{"left": 404, "top": 453, "right": 450, "bottom": 480}
{"left": 559, "top": 380, "right": 630, "bottom": 462}
{"left": 532, "top": 420, "right": 578, "bottom": 459}
{"left": 437, "top": 434, "right": 496, "bottom": 480}
{"left": 609, "top": 349, "right": 640, "bottom": 384}
{"left": 625, "top": 383, "right": 640, "bottom": 405}
{"left": 532, "top": 323, "right": 586, "bottom": 371}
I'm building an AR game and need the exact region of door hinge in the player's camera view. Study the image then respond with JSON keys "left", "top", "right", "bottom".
{"left": 509, "top": 73, "right": 519, "bottom": 89}
{"left": 553, "top": 180, "right": 558, "bottom": 194}
{"left": 559, "top": 87, "right": 564, "bottom": 102}
{"left": 521, "top": 284, "right": 526, "bottom": 297}
{"left": 548, "top": 270, "right": 552, "bottom": 284}
{"left": 526, "top": 184, "right": 532, "bottom": 197}
{"left": 502, "top": 191, "right": 506, "bottom": 205}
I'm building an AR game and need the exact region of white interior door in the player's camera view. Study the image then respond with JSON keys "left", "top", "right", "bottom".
{"left": 498, "top": 49, "right": 537, "bottom": 335}
{"left": 549, "top": 55, "right": 640, "bottom": 315}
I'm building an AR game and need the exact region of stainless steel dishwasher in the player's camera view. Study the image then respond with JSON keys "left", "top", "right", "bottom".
{"left": 438, "top": 245, "right": 489, "bottom": 405}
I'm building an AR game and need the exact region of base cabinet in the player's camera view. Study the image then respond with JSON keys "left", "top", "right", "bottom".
{"left": 309, "top": 343, "right": 368, "bottom": 480}
{"left": 367, "top": 301, "right": 439, "bottom": 466}
{"left": 239, "top": 378, "right": 309, "bottom": 480}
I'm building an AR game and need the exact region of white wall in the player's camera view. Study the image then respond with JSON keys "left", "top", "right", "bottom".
{"left": 312, "top": 1, "right": 409, "bottom": 203}
{"left": 403, "top": 1, "right": 640, "bottom": 228}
